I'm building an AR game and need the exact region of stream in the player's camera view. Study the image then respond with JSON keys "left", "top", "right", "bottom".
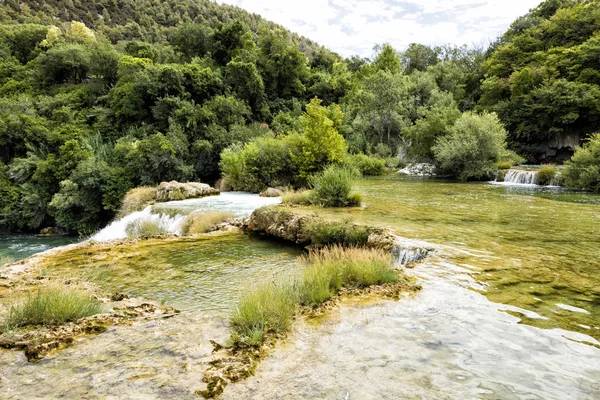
{"left": 0, "top": 180, "right": 599, "bottom": 399}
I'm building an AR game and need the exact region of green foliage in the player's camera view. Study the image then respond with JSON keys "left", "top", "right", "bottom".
{"left": 480, "top": 0, "right": 600, "bottom": 161}
{"left": 342, "top": 153, "right": 387, "bottom": 176}
{"left": 563, "top": 133, "right": 600, "bottom": 192}
{"left": 309, "top": 165, "right": 361, "bottom": 207}
{"left": 281, "top": 190, "right": 312, "bottom": 206}
{"left": 308, "top": 219, "right": 371, "bottom": 247}
{"left": 291, "top": 98, "right": 347, "bottom": 179}
{"left": 536, "top": 166, "right": 558, "bottom": 186}
{"left": 2, "top": 283, "right": 103, "bottom": 330}
{"left": 433, "top": 112, "right": 509, "bottom": 181}
{"left": 230, "top": 280, "right": 297, "bottom": 347}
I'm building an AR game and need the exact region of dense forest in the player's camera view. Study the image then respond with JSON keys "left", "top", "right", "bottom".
{"left": 0, "top": 0, "right": 599, "bottom": 234}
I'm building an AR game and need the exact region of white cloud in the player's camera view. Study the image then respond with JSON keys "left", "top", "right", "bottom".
{"left": 215, "top": 0, "right": 543, "bottom": 57}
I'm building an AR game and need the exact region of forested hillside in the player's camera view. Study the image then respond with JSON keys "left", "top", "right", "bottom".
{"left": 479, "top": 0, "right": 600, "bottom": 161}
{"left": 0, "top": 0, "right": 599, "bottom": 235}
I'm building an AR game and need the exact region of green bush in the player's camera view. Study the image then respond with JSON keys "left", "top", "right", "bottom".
{"left": 433, "top": 112, "right": 509, "bottom": 181}
{"left": 181, "top": 211, "right": 233, "bottom": 235}
{"left": 563, "top": 133, "right": 600, "bottom": 192}
{"left": 536, "top": 166, "right": 557, "bottom": 186}
{"left": 309, "top": 165, "right": 361, "bottom": 207}
{"left": 2, "top": 284, "right": 103, "bottom": 330}
{"left": 342, "top": 153, "right": 386, "bottom": 176}
{"left": 309, "top": 219, "right": 371, "bottom": 247}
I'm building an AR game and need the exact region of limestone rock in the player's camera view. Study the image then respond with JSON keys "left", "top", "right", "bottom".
{"left": 259, "top": 188, "right": 284, "bottom": 198}
{"left": 155, "top": 181, "right": 220, "bottom": 202}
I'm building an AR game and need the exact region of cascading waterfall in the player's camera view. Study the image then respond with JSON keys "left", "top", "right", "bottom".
{"left": 91, "top": 206, "right": 187, "bottom": 242}
{"left": 392, "top": 240, "right": 431, "bottom": 266}
{"left": 493, "top": 169, "right": 562, "bottom": 187}
{"left": 91, "top": 192, "right": 282, "bottom": 242}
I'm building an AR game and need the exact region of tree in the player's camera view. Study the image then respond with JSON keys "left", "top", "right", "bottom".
{"left": 562, "top": 133, "right": 600, "bottom": 192}
{"left": 433, "top": 112, "right": 509, "bottom": 181}
{"left": 291, "top": 98, "right": 346, "bottom": 179}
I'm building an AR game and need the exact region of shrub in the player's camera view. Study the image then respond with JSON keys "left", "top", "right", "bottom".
{"left": 281, "top": 190, "right": 312, "bottom": 205}
{"left": 536, "top": 166, "right": 557, "bottom": 186}
{"left": 309, "top": 219, "right": 371, "bottom": 247}
{"left": 230, "top": 281, "right": 297, "bottom": 347}
{"left": 181, "top": 211, "right": 233, "bottom": 236}
{"left": 563, "top": 133, "right": 600, "bottom": 192}
{"left": 118, "top": 186, "right": 156, "bottom": 217}
{"left": 125, "top": 220, "right": 169, "bottom": 238}
{"left": 309, "top": 165, "right": 361, "bottom": 207}
{"left": 433, "top": 112, "right": 509, "bottom": 181}
{"left": 2, "top": 283, "right": 103, "bottom": 330}
{"left": 342, "top": 153, "right": 386, "bottom": 176}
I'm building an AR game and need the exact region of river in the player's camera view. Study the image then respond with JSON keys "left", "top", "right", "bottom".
{"left": 0, "top": 179, "right": 599, "bottom": 399}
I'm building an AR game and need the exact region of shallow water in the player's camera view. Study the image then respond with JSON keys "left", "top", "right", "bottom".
{"left": 28, "top": 234, "right": 301, "bottom": 312}
{"left": 224, "top": 253, "right": 600, "bottom": 400}
{"left": 291, "top": 176, "right": 600, "bottom": 339}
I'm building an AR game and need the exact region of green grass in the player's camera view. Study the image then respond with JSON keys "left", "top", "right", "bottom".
{"left": 309, "top": 219, "right": 371, "bottom": 247}
{"left": 281, "top": 190, "right": 313, "bottom": 205}
{"left": 2, "top": 283, "right": 103, "bottom": 331}
{"left": 181, "top": 211, "right": 233, "bottom": 236}
{"left": 229, "top": 246, "right": 400, "bottom": 347}
{"left": 297, "top": 246, "right": 398, "bottom": 307}
{"left": 230, "top": 281, "right": 297, "bottom": 347}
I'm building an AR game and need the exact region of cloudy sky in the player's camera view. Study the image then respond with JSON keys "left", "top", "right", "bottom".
{"left": 216, "top": 0, "right": 543, "bottom": 57}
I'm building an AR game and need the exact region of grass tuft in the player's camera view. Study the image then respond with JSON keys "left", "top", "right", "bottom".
{"left": 281, "top": 190, "right": 313, "bottom": 205}
{"left": 2, "top": 283, "right": 103, "bottom": 331}
{"left": 229, "top": 246, "right": 399, "bottom": 347}
{"left": 309, "top": 165, "right": 361, "bottom": 207}
{"left": 181, "top": 211, "right": 233, "bottom": 236}
{"left": 309, "top": 219, "right": 371, "bottom": 247}
{"left": 536, "top": 165, "right": 557, "bottom": 186}
{"left": 125, "top": 220, "right": 169, "bottom": 238}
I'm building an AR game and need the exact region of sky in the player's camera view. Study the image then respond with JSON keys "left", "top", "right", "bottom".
{"left": 215, "top": 0, "right": 544, "bottom": 57}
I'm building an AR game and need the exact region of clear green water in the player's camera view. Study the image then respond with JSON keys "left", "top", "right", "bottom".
{"left": 32, "top": 234, "right": 302, "bottom": 312}
{"left": 295, "top": 176, "right": 600, "bottom": 338}
{"left": 0, "top": 235, "right": 77, "bottom": 263}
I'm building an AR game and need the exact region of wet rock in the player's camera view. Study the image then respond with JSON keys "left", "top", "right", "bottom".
{"left": 155, "top": 181, "right": 220, "bottom": 202}
{"left": 39, "top": 227, "right": 68, "bottom": 236}
{"left": 245, "top": 207, "right": 312, "bottom": 245}
{"left": 259, "top": 188, "right": 284, "bottom": 198}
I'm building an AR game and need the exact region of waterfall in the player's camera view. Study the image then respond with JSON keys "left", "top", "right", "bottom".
{"left": 494, "top": 169, "right": 562, "bottom": 187}
{"left": 91, "top": 206, "right": 187, "bottom": 242}
{"left": 392, "top": 242, "right": 430, "bottom": 266}
{"left": 504, "top": 170, "right": 538, "bottom": 185}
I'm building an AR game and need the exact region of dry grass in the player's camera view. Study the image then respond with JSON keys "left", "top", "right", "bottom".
{"left": 118, "top": 186, "right": 157, "bottom": 217}
{"left": 125, "top": 220, "right": 170, "bottom": 238}
{"left": 181, "top": 211, "right": 233, "bottom": 236}
{"left": 281, "top": 190, "right": 313, "bottom": 205}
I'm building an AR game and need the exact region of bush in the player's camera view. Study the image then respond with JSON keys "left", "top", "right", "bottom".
{"left": 309, "top": 165, "right": 361, "bottom": 207}
{"left": 563, "top": 133, "right": 600, "bottom": 192}
{"left": 342, "top": 153, "right": 386, "bottom": 176}
{"left": 536, "top": 166, "right": 557, "bottom": 186}
{"left": 2, "top": 283, "right": 103, "bottom": 330}
{"left": 309, "top": 219, "right": 371, "bottom": 247}
{"left": 433, "top": 112, "right": 509, "bottom": 181}
{"left": 281, "top": 190, "right": 312, "bottom": 205}
{"left": 181, "top": 211, "right": 233, "bottom": 235}
{"left": 118, "top": 186, "right": 157, "bottom": 217}
{"left": 125, "top": 220, "right": 169, "bottom": 238}
{"left": 230, "top": 281, "right": 297, "bottom": 347}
